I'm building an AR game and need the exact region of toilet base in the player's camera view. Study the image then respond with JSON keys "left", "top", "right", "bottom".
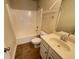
{"left": 34, "top": 44, "right": 40, "bottom": 48}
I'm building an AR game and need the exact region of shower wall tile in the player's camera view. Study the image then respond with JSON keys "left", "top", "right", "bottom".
{"left": 10, "top": 9, "right": 37, "bottom": 38}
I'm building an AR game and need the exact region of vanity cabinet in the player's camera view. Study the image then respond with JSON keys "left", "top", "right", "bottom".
{"left": 40, "top": 39, "right": 62, "bottom": 59}
{"left": 40, "top": 39, "right": 49, "bottom": 59}
{"left": 40, "top": 43, "right": 48, "bottom": 59}
{"left": 47, "top": 53, "right": 55, "bottom": 59}
{"left": 48, "top": 48, "right": 62, "bottom": 59}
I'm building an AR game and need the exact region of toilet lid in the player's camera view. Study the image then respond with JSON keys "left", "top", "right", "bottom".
{"left": 32, "top": 38, "right": 41, "bottom": 43}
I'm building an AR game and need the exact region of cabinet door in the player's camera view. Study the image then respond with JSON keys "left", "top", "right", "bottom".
{"left": 49, "top": 48, "right": 62, "bottom": 59}
{"left": 40, "top": 44, "right": 48, "bottom": 59}
{"left": 47, "top": 53, "right": 55, "bottom": 59}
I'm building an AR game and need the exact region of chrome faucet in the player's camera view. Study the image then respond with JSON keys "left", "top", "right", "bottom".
{"left": 61, "top": 33, "right": 71, "bottom": 42}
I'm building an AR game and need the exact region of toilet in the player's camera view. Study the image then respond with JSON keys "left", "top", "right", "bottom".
{"left": 31, "top": 31, "right": 47, "bottom": 48}
{"left": 32, "top": 38, "right": 41, "bottom": 48}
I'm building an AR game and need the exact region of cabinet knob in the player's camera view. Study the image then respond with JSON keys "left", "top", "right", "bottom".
{"left": 49, "top": 57, "right": 51, "bottom": 59}
{"left": 45, "top": 51, "right": 47, "bottom": 54}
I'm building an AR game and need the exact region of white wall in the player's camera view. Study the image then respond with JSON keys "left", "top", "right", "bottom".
{"left": 4, "top": 0, "right": 16, "bottom": 58}
{"left": 56, "top": 0, "right": 75, "bottom": 33}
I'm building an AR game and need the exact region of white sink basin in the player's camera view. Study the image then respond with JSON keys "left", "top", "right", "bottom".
{"left": 50, "top": 38, "right": 71, "bottom": 51}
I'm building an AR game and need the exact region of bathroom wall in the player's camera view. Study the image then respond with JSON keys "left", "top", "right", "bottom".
{"left": 57, "top": 0, "right": 75, "bottom": 34}
{"left": 4, "top": 0, "right": 16, "bottom": 58}
{"left": 38, "top": 0, "right": 56, "bottom": 11}
{"left": 36, "top": 9, "right": 42, "bottom": 34}
{"left": 9, "top": 0, "right": 37, "bottom": 38}
{"left": 10, "top": 0, "right": 37, "bottom": 10}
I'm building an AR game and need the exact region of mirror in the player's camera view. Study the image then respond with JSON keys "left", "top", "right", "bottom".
{"left": 56, "top": 0, "right": 75, "bottom": 34}
{"left": 40, "top": 0, "right": 75, "bottom": 34}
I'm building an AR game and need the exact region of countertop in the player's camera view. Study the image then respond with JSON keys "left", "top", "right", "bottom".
{"left": 41, "top": 33, "right": 75, "bottom": 59}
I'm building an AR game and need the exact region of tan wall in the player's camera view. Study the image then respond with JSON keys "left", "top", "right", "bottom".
{"left": 10, "top": 0, "right": 37, "bottom": 10}
{"left": 56, "top": 0, "right": 75, "bottom": 33}
{"left": 9, "top": 0, "right": 37, "bottom": 38}
{"left": 4, "top": 0, "right": 16, "bottom": 58}
{"left": 39, "top": 0, "right": 56, "bottom": 11}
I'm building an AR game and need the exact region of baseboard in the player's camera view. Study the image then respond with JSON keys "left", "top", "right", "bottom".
{"left": 12, "top": 44, "right": 17, "bottom": 59}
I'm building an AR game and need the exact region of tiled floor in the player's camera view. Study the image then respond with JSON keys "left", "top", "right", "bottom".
{"left": 15, "top": 43, "right": 42, "bottom": 59}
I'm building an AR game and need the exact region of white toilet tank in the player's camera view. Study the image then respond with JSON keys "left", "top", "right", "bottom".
{"left": 40, "top": 31, "right": 48, "bottom": 36}
{"left": 39, "top": 31, "right": 48, "bottom": 38}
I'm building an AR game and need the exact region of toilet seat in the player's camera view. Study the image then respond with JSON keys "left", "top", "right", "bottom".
{"left": 32, "top": 38, "right": 41, "bottom": 44}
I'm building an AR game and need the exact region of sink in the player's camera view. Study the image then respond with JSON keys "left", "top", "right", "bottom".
{"left": 50, "top": 38, "right": 71, "bottom": 51}
{"left": 41, "top": 33, "right": 74, "bottom": 51}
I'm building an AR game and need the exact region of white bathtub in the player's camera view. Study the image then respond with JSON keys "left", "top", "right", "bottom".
{"left": 16, "top": 31, "right": 47, "bottom": 45}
